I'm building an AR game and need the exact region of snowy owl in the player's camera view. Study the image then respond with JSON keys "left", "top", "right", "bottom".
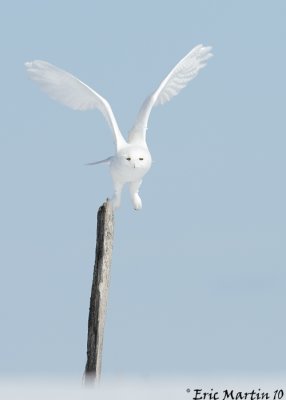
{"left": 25, "top": 44, "right": 213, "bottom": 210}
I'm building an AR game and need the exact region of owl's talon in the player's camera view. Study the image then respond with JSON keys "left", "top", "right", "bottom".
{"left": 132, "top": 194, "right": 142, "bottom": 210}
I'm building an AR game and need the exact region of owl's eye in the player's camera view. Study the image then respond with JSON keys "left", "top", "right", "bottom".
{"left": 126, "top": 157, "right": 131, "bottom": 161}
{"left": 139, "top": 157, "right": 144, "bottom": 160}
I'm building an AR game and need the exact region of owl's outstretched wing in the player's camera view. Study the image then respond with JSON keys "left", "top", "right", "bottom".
{"left": 128, "top": 44, "right": 213, "bottom": 144}
{"left": 25, "top": 60, "right": 126, "bottom": 150}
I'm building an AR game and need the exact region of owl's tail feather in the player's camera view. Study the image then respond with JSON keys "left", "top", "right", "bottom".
{"left": 85, "top": 156, "right": 113, "bottom": 166}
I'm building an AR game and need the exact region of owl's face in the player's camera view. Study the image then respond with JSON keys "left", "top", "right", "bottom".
{"left": 118, "top": 146, "right": 152, "bottom": 170}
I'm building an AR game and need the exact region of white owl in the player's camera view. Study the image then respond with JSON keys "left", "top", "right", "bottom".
{"left": 25, "top": 44, "right": 213, "bottom": 210}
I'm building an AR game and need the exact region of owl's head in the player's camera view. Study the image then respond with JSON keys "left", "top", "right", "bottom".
{"left": 118, "top": 145, "right": 152, "bottom": 170}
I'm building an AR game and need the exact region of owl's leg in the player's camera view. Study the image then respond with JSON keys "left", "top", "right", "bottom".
{"left": 112, "top": 181, "right": 124, "bottom": 209}
{"left": 129, "top": 180, "right": 143, "bottom": 210}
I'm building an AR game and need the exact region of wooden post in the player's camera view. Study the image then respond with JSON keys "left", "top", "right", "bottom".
{"left": 84, "top": 199, "right": 114, "bottom": 385}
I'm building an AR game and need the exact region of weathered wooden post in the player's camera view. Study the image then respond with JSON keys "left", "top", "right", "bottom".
{"left": 84, "top": 199, "right": 114, "bottom": 385}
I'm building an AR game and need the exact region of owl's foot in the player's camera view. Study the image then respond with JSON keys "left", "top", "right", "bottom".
{"left": 129, "top": 180, "right": 143, "bottom": 211}
{"left": 111, "top": 182, "right": 123, "bottom": 209}
{"left": 132, "top": 193, "right": 142, "bottom": 210}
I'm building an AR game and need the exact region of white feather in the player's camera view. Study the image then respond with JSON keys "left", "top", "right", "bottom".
{"left": 25, "top": 60, "right": 126, "bottom": 150}
{"left": 128, "top": 44, "right": 213, "bottom": 143}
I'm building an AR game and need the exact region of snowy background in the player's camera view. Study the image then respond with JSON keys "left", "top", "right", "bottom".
{"left": 1, "top": 375, "right": 286, "bottom": 400}
{"left": 0, "top": 0, "right": 286, "bottom": 391}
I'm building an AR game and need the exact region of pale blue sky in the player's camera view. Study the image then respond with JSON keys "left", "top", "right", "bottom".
{"left": 0, "top": 0, "right": 286, "bottom": 378}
